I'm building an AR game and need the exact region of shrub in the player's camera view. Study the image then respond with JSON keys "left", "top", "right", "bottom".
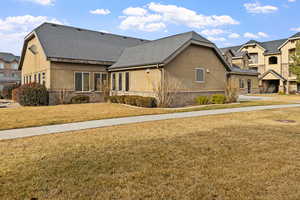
{"left": 211, "top": 94, "right": 226, "bottom": 104}
{"left": 70, "top": 95, "right": 90, "bottom": 104}
{"left": 105, "top": 95, "right": 157, "bottom": 108}
{"left": 195, "top": 96, "right": 211, "bottom": 105}
{"left": 16, "top": 83, "right": 49, "bottom": 106}
{"left": 1, "top": 84, "right": 19, "bottom": 99}
{"left": 225, "top": 85, "right": 239, "bottom": 103}
{"left": 278, "top": 91, "right": 285, "bottom": 95}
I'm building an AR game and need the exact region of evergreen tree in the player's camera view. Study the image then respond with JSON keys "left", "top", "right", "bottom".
{"left": 290, "top": 41, "right": 300, "bottom": 82}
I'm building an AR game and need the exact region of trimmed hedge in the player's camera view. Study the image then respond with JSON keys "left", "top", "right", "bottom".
{"left": 70, "top": 95, "right": 90, "bottom": 104}
{"left": 195, "top": 94, "right": 227, "bottom": 105}
{"left": 105, "top": 95, "right": 157, "bottom": 108}
{"left": 211, "top": 94, "right": 226, "bottom": 104}
{"left": 195, "top": 96, "right": 210, "bottom": 105}
{"left": 14, "top": 83, "right": 49, "bottom": 106}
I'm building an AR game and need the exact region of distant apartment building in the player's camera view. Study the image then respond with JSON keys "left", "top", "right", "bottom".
{"left": 0, "top": 52, "right": 21, "bottom": 91}
{"left": 222, "top": 32, "right": 300, "bottom": 94}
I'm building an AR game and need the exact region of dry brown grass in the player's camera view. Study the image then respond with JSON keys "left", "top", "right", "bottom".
{"left": 0, "top": 101, "right": 288, "bottom": 130}
{"left": 252, "top": 94, "right": 300, "bottom": 103}
{"left": 1, "top": 108, "right": 300, "bottom": 200}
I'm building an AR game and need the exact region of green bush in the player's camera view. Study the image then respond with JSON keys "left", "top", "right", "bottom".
{"left": 211, "top": 94, "right": 226, "bottom": 104}
{"left": 278, "top": 91, "right": 285, "bottom": 95}
{"left": 1, "top": 84, "right": 19, "bottom": 99}
{"left": 16, "top": 83, "right": 49, "bottom": 106}
{"left": 195, "top": 96, "right": 211, "bottom": 105}
{"left": 70, "top": 95, "right": 90, "bottom": 104}
{"left": 105, "top": 95, "right": 157, "bottom": 108}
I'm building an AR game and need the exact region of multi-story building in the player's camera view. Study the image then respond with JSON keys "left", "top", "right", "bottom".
{"left": 222, "top": 32, "right": 300, "bottom": 94}
{"left": 0, "top": 52, "right": 21, "bottom": 91}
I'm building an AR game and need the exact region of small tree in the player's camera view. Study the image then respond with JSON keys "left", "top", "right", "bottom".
{"left": 289, "top": 41, "right": 300, "bottom": 82}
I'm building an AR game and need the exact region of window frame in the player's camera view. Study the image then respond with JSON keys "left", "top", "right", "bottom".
{"left": 112, "top": 73, "right": 116, "bottom": 91}
{"left": 269, "top": 56, "right": 278, "bottom": 65}
{"left": 239, "top": 79, "right": 245, "bottom": 89}
{"left": 195, "top": 68, "right": 205, "bottom": 83}
{"left": 74, "top": 72, "right": 91, "bottom": 92}
{"left": 125, "top": 72, "right": 130, "bottom": 92}
{"left": 0, "top": 63, "right": 4, "bottom": 69}
{"left": 93, "top": 72, "right": 108, "bottom": 92}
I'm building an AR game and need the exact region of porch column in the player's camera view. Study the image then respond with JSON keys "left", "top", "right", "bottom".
{"left": 279, "top": 80, "right": 284, "bottom": 93}
{"left": 286, "top": 81, "right": 290, "bottom": 94}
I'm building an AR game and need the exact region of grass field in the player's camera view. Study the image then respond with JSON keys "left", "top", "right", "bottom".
{"left": 1, "top": 107, "right": 300, "bottom": 199}
{"left": 0, "top": 101, "right": 289, "bottom": 130}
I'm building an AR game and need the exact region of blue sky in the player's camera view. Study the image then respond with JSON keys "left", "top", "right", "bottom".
{"left": 1, "top": 0, "right": 299, "bottom": 55}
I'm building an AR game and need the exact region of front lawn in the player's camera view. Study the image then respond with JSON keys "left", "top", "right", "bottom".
{"left": 0, "top": 101, "right": 290, "bottom": 130}
{"left": 1, "top": 108, "right": 300, "bottom": 199}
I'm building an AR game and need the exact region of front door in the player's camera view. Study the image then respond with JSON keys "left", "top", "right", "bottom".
{"left": 247, "top": 80, "right": 252, "bottom": 94}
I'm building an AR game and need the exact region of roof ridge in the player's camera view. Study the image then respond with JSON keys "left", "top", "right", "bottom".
{"left": 38, "top": 22, "right": 149, "bottom": 42}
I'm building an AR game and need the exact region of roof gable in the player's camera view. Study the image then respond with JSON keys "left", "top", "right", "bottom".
{"left": 109, "top": 31, "right": 229, "bottom": 70}
{"left": 32, "top": 23, "right": 148, "bottom": 63}
{"left": 0, "top": 52, "right": 19, "bottom": 63}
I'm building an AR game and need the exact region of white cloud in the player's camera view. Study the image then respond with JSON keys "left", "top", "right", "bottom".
{"left": 0, "top": 15, "right": 64, "bottom": 54}
{"left": 228, "top": 33, "right": 240, "bottom": 38}
{"left": 244, "top": 2, "right": 278, "bottom": 14}
{"left": 123, "top": 7, "right": 148, "bottom": 16}
{"left": 291, "top": 27, "right": 300, "bottom": 31}
{"left": 90, "top": 9, "right": 111, "bottom": 15}
{"left": 201, "top": 29, "right": 225, "bottom": 36}
{"left": 288, "top": 0, "right": 296, "bottom": 2}
{"left": 244, "top": 32, "right": 269, "bottom": 39}
{"left": 207, "top": 36, "right": 226, "bottom": 42}
{"left": 22, "top": 0, "right": 55, "bottom": 6}
{"left": 119, "top": 2, "right": 239, "bottom": 32}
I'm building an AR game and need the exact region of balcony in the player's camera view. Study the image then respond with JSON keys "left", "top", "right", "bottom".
{"left": 0, "top": 76, "right": 21, "bottom": 83}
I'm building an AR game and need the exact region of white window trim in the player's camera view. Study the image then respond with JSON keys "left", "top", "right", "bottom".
{"left": 74, "top": 72, "right": 91, "bottom": 92}
{"left": 195, "top": 68, "right": 205, "bottom": 83}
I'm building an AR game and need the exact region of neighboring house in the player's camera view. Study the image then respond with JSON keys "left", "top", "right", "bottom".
{"left": 222, "top": 33, "right": 300, "bottom": 94}
{"left": 0, "top": 52, "right": 21, "bottom": 92}
{"left": 19, "top": 23, "right": 258, "bottom": 106}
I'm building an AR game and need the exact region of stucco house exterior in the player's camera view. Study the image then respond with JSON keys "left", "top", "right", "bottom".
{"left": 0, "top": 52, "right": 21, "bottom": 92}
{"left": 19, "top": 23, "right": 258, "bottom": 105}
{"left": 223, "top": 33, "right": 300, "bottom": 94}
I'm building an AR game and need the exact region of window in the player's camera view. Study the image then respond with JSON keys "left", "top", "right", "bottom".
{"left": 42, "top": 72, "right": 46, "bottom": 85}
{"left": 0, "top": 63, "right": 4, "bottom": 69}
{"left": 23, "top": 76, "right": 26, "bottom": 84}
{"left": 94, "top": 73, "right": 108, "bottom": 91}
{"left": 118, "top": 73, "right": 123, "bottom": 91}
{"left": 34, "top": 74, "right": 37, "bottom": 82}
{"left": 0, "top": 73, "right": 4, "bottom": 77}
{"left": 195, "top": 68, "right": 205, "bottom": 82}
{"left": 239, "top": 79, "right": 245, "bottom": 89}
{"left": 269, "top": 56, "right": 278, "bottom": 65}
{"left": 289, "top": 48, "right": 296, "bottom": 62}
{"left": 125, "top": 72, "right": 130, "bottom": 91}
{"left": 75, "top": 72, "right": 90, "bottom": 92}
{"left": 12, "top": 63, "right": 18, "bottom": 69}
{"left": 29, "top": 75, "right": 32, "bottom": 83}
{"left": 249, "top": 53, "right": 258, "bottom": 64}
{"left": 112, "top": 73, "right": 116, "bottom": 90}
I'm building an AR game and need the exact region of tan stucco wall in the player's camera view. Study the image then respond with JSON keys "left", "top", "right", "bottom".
{"left": 241, "top": 44, "right": 265, "bottom": 66}
{"left": 280, "top": 39, "right": 299, "bottom": 80}
{"left": 21, "top": 35, "right": 51, "bottom": 87}
{"left": 164, "top": 44, "right": 227, "bottom": 93}
{"left": 228, "top": 74, "right": 259, "bottom": 94}
{"left": 264, "top": 54, "right": 281, "bottom": 75}
{"left": 111, "top": 68, "right": 161, "bottom": 94}
{"left": 50, "top": 62, "right": 107, "bottom": 91}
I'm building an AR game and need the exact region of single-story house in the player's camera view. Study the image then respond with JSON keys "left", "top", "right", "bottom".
{"left": 19, "top": 23, "right": 259, "bottom": 106}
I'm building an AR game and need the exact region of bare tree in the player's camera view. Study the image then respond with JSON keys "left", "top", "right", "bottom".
{"left": 152, "top": 73, "right": 186, "bottom": 107}
{"left": 57, "top": 88, "right": 69, "bottom": 104}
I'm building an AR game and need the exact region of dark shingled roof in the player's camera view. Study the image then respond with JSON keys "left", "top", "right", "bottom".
{"left": 223, "top": 33, "right": 300, "bottom": 55}
{"left": 109, "top": 31, "right": 219, "bottom": 69}
{"left": 34, "top": 23, "right": 148, "bottom": 63}
{"left": 231, "top": 65, "right": 258, "bottom": 75}
{"left": 0, "top": 52, "right": 19, "bottom": 63}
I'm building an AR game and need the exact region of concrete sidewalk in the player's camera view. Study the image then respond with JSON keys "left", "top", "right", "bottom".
{"left": 1, "top": 104, "right": 300, "bottom": 141}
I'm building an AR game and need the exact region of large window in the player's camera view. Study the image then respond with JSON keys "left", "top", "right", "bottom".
{"left": 118, "top": 73, "right": 123, "bottom": 91}
{"left": 12, "top": 63, "right": 18, "bottom": 69}
{"left": 38, "top": 73, "right": 41, "bottom": 84}
{"left": 94, "top": 73, "right": 108, "bottom": 91}
{"left": 125, "top": 72, "right": 130, "bottom": 91}
{"left": 269, "top": 56, "right": 278, "bottom": 65}
{"left": 0, "top": 63, "right": 4, "bottom": 69}
{"left": 0, "top": 73, "right": 4, "bottom": 77}
{"left": 75, "top": 72, "right": 90, "bottom": 92}
{"left": 195, "top": 68, "right": 205, "bottom": 82}
{"left": 249, "top": 53, "right": 258, "bottom": 64}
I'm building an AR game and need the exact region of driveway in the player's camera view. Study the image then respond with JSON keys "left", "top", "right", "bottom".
{"left": 0, "top": 104, "right": 300, "bottom": 141}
